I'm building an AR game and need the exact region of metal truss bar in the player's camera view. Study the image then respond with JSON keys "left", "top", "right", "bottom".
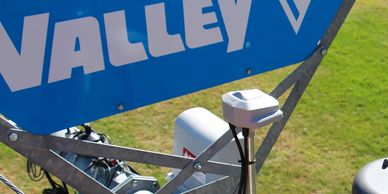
{"left": 46, "top": 135, "right": 240, "bottom": 176}
{"left": 255, "top": 0, "right": 356, "bottom": 174}
{"left": 182, "top": 176, "right": 239, "bottom": 194}
{"left": 270, "top": 51, "right": 322, "bottom": 99}
{"left": 156, "top": 128, "right": 241, "bottom": 194}
{"left": 0, "top": 123, "right": 113, "bottom": 194}
{"left": 256, "top": 60, "right": 321, "bottom": 174}
{"left": 204, "top": 161, "right": 241, "bottom": 177}
{"left": 321, "top": 0, "right": 356, "bottom": 49}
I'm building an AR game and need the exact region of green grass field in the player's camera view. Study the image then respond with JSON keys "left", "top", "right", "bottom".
{"left": 0, "top": 0, "right": 387, "bottom": 193}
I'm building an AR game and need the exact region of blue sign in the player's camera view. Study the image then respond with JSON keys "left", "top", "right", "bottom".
{"left": 0, "top": 0, "right": 343, "bottom": 134}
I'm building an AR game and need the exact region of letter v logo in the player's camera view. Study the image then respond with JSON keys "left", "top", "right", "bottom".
{"left": 279, "top": 0, "right": 311, "bottom": 34}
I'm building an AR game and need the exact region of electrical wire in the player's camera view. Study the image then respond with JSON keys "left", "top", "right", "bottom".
{"left": 26, "top": 124, "right": 133, "bottom": 193}
{"left": 26, "top": 160, "right": 45, "bottom": 182}
{"left": 43, "top": 171, "right": 68, "bottom": 194}
{"left": 61, "top": 181, "right": 69, "bottom": 194}
{"left": 101, "top": 160, "right": 112, "bottom": 187}
{"left": 98, "top": 133, "right": 111, "bottom": 144}
{"left": 229, "top": 124, "right": 245, "bottom": 162}
{"left": 229, "top": 123, "right": 246, "bottom": 194}
{"left": 124, "top": 161, "right": 139, "bottom": 175}
{"left": 83, "top": 158, "right": 115, "bottom": 187}
{"left": 71, "top": 126, "right": 118, "bottom": 188}
{"left": 26, "top": 160, "right": 68, "bottom": 193}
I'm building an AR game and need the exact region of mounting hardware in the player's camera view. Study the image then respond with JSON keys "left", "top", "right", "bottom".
{"left": 321, "top": 48, "right": 328, "bottom": 56}
{"left": 132, "top": 180, "right": 139, "bottom": 187}
{"left": 117, "top": 104, "right": 125, "bottom": 111}
{"left": 193, "top": 163, "right": 203, "bottom": 171}
{"left": 152, "top": 182, "right": 159, "bottom": 188}
{"left": 245, "top": 41, "right": 251, "bottom": 49}
{"left": 245, "top": 68, "right": 252, "bottom": 75}
{"left": 8, "top": 133, "right": 18, "bottom": 142}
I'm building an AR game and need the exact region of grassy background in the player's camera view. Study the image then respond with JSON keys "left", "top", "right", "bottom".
{"left": 0, "top": 0, "right": 387, "bottom": 193}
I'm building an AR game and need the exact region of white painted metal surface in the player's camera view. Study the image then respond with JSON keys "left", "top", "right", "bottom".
{"left": 171, "top": 107, "right": 243, "bottom": 192}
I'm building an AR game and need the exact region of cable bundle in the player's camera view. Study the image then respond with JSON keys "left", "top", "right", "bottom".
{"left": 230, "top": 124, "right": 253, "bottom": 194}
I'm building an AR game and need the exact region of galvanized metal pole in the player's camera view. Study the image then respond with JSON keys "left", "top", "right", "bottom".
{"left": 246, "top": 130, "right": 256, "bottom": 194}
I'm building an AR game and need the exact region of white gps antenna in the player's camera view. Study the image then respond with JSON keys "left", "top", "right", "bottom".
{"left": 222, "top": 89, "right": 283, "bottom": 129}
{"left": 222, "top": 89, "right": 283, "bottom": 194}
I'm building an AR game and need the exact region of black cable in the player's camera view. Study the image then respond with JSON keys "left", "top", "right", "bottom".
{"left": 229, "top": 124, "right": 245, "bottom": 161}
{"left": 126, "top": 162, "right": 140, "bottom": 175}
{"left": 82, "top": 123, "right": 93, "bottom": 138}
{"left": 26, "top": 160, "right": 69, "bottom": 193}
{"left": 106, "top": 172, "right": 115, "bottom": 188}
{"left": 28, "top": 125, "right": 135, "bottom": 193}
{"left": 61, "top": 181, "right": 69, "bottom": 194}
{"left": 100, "top": 160, "right": 112, "bottom": 187}
{"left": 65, "top": 128, "right": 71, "bottom": 138}
{"left": 71, "top": 131, "right": 84, "bottom": 139}
{"left": 26, "top": 125, "right": 123, "bottom": 193}
{"left": 229, "top": 123, "right": 245, "bottom": 194}
{"left": 83, "top": 159, "right": 114, "bottom": 187}
{"left": 44, "top": 171, "right": 61, "bottom": 189}
{"left": 98, "top": 133, "right": 111, "bottom": 144}
{"left": 26, "top": 160, "right": 45, "bottom": 182}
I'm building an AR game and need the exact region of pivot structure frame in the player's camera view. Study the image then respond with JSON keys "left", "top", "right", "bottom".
{"left": 0, "top": 0, "right": 355, "bottom": 193}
